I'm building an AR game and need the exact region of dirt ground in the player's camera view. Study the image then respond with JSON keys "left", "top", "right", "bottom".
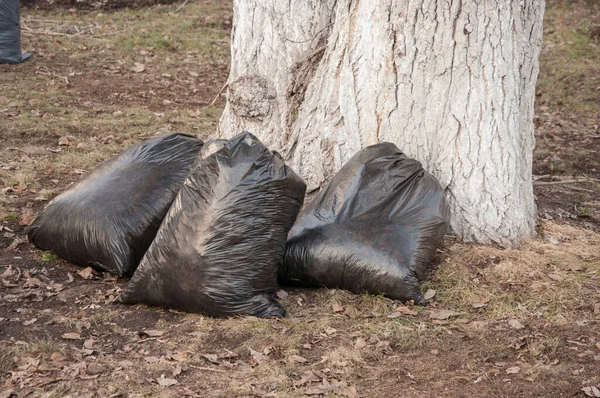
{"left": 1, "top": 0, "right": 599, "bottom": 397}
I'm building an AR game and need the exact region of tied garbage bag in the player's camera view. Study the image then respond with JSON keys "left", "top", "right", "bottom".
{"left": 0, "top": 0, "right": 32, "bottom": 64}
{"left": 28, "top": 133, "right": 203, "bottom": 276}
{"left": 116, "top": 132, "right": 307, "bottom": 318}
{"left": 280, "top": 142, "right": 450, "bottom": 304}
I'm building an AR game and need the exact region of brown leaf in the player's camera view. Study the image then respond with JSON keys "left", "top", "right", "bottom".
{"left": 58, "top": 137, "right": 70, "bottom": 146}
{"left": 340, "top": 385, "right": 360, "bottom": 398}
{"left": 86, "top": 363, "right": 105, "bottom": 375}
{"left": 171, "top": 352, "right": 187, "bottom": 362}
{"left": 472, "top": 297, "right": 490, "bottom": 309}
{"left": 568, "top": 264, "right": 584, "bottom": 272}
{"left": 61, "top": 332, "right": 81, "bottom": 340}
{"left": 50, "top": 352, "right": 66, "bottom": 362}
{"left": 157, "top": 376, "right": 178, "bottom": 386}
{"left": 505, "top": 366, "right": 520, "bottom": 374}
{"left": 548, "top": 273, "right": 563, "bottom": 281}
{"left": 144, "top": 356, "right": 160, "bottom": 363}
{"left": 23, "top": 318, "right": 37, "bottom": 326}
{"left": 423, "top": 289, "right": 436, "bottom": 300}
{"left": 65, "top": 272, "right": 74, "bottom": 284}
{"left": 202, "top": 354, "right": 219, "bottom": 364}
{"left": 325, "top": 327, "right": 337, "bottom": 335}
{"left": 395, "top": 306, "right": 418, "bottom": 316}
{"left": 276, "top": 289, "right": 289, "bottom": 299}
{"left": 287, "top": 355, "right": 307, "bottom": 364}
{"left": 354, "top": 338, "right": 367, "bottom": 350}
{"left": 78, "top": 267, "right": 94, "bottom": 280}
{"left": 131, "top": 62, "right": 146, "bottom": 73}
{"left": 83, "top": 339, "right": 95, "bottom": 349}
{"left": 429, "top": 309, "right": 459, "bottom": 320}
{"left": 387, "top": 312, "right": 402, "bottom": 319}
{"left": 142, "top": 329, "right": 164, "bottom": 337}
{"left": 582, "top": 386, "right": 600, "bottom": 397}
{"left": 508, "top": 319, "right": 525, "bottom": 330}
{"left": 172, "top": 364, "right": 182, "bottom": 377}
{"left": 332, "top": 303, "right": 344, "bottom": 313}
{"left": 294, "top": 370, "right": 319, "bottom": 387}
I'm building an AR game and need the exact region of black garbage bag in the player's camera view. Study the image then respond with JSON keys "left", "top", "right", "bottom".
{"left": 0, "top": 0, "right": 32, "bottom": 64}
{"left": 280, "top": 142, "right": 450, "bottom": 304}
{"left": 28, "top": 133, "right": 203, "bottom": 276}
{"left": 116, "top": 132, "right": 307, "bottom": 318}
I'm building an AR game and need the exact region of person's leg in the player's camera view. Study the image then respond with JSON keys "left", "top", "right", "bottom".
{"left": 0, "top": 0, "right": 32, "bottom": 64}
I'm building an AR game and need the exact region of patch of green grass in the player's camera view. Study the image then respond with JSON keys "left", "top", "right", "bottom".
{"left": 578, "top": 206, "right": 595, "bottom": 217}
{"left": 4, "top": 213, "right": 19, "bottom": 222}
{"left": 41, "top": 251, "right": 60, "bottom": 263}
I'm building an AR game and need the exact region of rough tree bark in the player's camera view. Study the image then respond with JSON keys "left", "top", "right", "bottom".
{"left": 219, "top": 0, "right": 545, "bottom": 247}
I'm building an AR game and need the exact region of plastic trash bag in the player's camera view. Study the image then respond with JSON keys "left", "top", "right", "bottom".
{"left": 116, "top": 132, "right": 307, "bottom": 318}
{"left": 28, "top": 133, "right": 203, "bottom": 276}
{"left": 280, "top": 142, "right": 450, "bottom": 304}
{"left": 0, "top": 0, "right": 32, "bottom": 64}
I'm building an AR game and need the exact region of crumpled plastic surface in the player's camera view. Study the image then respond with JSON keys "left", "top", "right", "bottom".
{"left": 0, "top": 0, "right": 32, "bottom": 64}
{"left": 28, "top": 133, "right": 203, "bottom": 276}
{"left": 280, "top": 142, "right": 450, "bottom": 304}
{"left": 116, "top": 132, "right": 307, "bottom": 318}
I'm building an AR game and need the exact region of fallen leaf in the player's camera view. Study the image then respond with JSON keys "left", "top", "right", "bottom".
{"left": 508, "top": 319, "right": 525, "bottom": 330}
{"left": 287, "top": 355, "right": 307, "bottom": 364}
{"left": 78, "top": 267, "right": 94, "bottom": 280}
{"left": 294, "top": 370, "right": 319, "bottom": 387}
{"left": 354, "top": 338, "right": 367, "bottom": 350}
{"left": 423, "top": 289, "right": 436, "bottom": 300}
{"left": 506, "top": 366, "right": 520, "bottom": 374}
{"left": 596, "top": 342, "right": 600, "bottom": 351}
{"left": 325, "top": 327, "right": 337, "bottom": 335}
{"left": 50, "top": 352, "right": 66, "bottom": 362}
{"left": 202, "top": 354, "right": 219, "bottom": 364}
{"left": 395, "top": 306, "right": 418, "bottom": 316}
{"left": 142, "top": 329, "right": 164, "bottom": 337}
{"left": 340, "top": 385, "right": 360, "bottom": 398}
{"left": 61, "top": 332, "right": 81, "bottom": 340}
{"left": 429, "top": 309, "right": 459, "bottom": 320}
{"left": 144, "top": 356, "right": 160, "bottom": 363}
{"left": 118, "top": 360, "right": 134, "bottom": 368}
{"left": 58, "top": 137, "right": 70, "bottom": 146}
{"left": 582, "top": 386, "right": 600, "bottom": 397}
{"left": 332, "top": 303, "right": 344, "bottom": 313}
{"left": 65, "top": 272, "right": 74, "bottom": 284}
{"left": 568, "top": 264, "right": 584, "bottom": 272}
{"left": 83, "top": 339, "right": 95, "bottom": 349}
{"left": 171, "top": 352, "right": 187, "bottom": 362}
{"left": 472, "top": 297, "right": 490, "bottom": 308}
{"left": 157, "top": 376, "right": 178, "bottom": 386}
{"left": 276, "top": 289, "right": 289, "bottom": 299}
{"left": 548, "top": 273, "right": 563, "bottom": 281}
{"left": 131, "top": 62, "right": 146, "bottom": 73}
{"left": 23, "top": 318, "right": 37, "bottom": 326}
{"left": 387, "top": 312, "right": 402, "bottom": 319}
{"left": 87, "top": 363, "right": 105, "bottom": 375}
{"left": 172, "top": 364, "right": 182, "bottom": 377}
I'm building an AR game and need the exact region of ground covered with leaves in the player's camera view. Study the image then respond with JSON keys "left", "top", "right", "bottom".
{"left": 1, "top": 0, "right": 599, "bottom": 397}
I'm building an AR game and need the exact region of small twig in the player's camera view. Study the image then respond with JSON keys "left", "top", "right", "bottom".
{"left": 210, "top": 82, "right": 229, "bottom": 106}
{"left": 188, "top": 365, "right": 227, "bottom": 373}
{"left": 36, "top": 378, "right": 66, "bottom": 388}
{"left": 175, "top": 0, "right": 189, "bottom": 12}
{"left": 533, "top": 179, "right": 592, "bottom": 186}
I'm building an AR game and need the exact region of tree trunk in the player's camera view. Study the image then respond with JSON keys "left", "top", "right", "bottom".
{"left": 219, "top": 0, "right": 545, "bottom": 247}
